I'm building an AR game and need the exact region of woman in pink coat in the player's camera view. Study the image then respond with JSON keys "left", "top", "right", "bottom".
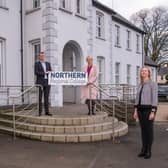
{"left": 81, "top": 56, "right": 98, "bottom": 115}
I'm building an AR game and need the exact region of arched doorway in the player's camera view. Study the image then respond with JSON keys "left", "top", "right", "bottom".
{"left": 63, "top": 41, "right": 83, "bottom": 104}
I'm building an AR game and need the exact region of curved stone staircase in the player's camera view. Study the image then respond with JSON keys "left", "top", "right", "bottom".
{"left": 0, "top": 105, "right": 128, "bottom": 143}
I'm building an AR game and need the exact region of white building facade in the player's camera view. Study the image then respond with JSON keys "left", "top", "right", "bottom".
{"left": 0, "top": 0, "right": 145, "bottom": 106}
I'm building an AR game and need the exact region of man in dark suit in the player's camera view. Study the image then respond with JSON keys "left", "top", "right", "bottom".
{"left": 35, "top": 52, "right": 52, "bottom": 116}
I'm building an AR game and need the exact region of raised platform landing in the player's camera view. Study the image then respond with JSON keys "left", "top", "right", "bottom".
{"left": 0, "top": 104, "right": 128, "bottom": 143}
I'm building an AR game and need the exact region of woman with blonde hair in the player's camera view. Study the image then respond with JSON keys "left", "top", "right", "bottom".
{"left": 81, "top": 55, "right": 98, "bottom": 115}
{"left": 134, "top": 66, "right": 158, "bottom": 159}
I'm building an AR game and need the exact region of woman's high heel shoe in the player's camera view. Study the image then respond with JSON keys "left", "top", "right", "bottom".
{"left": 138, "top": 148, "right": 146, "bottom": 157}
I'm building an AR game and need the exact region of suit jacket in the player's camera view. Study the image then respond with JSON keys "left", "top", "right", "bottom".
{"left": 34, "top": 61, "right": 52, "bottom": 86}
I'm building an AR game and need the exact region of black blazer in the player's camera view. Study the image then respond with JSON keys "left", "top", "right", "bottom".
{"left": 34, "top": 61, "right": 52, "bottom": 86}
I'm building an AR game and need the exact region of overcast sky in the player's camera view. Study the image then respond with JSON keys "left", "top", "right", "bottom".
{"left": 100, "top": 0, "right": 168, "bottom": 19}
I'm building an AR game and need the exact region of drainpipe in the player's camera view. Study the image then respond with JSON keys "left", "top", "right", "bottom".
{"left": 20, "top": 0, "right": 24, "bottom": 102}
{"left": 142, "top": 33, "right": 144, "bottom": 66}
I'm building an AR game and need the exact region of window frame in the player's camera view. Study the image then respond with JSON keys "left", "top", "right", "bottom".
{"left": 115, "top": 62, "right": 120, "bottom": 85}
{"left": 0, "top": 38, "right": 6, "bottom": 86}
{"left": 97, "top": 56, "right": 105, "bottom": 84}
{"left": 136, "top": 34, "right": 140, "bottom": 53}
{"left": 0, "top": 0, "right": 6, "bottom": 7}
{"left": 59, "top": 0, "right": 71, "bottom": 12}
{"left": 29, "top": 39, "right": 41, "bottom": 83}
{"left": 33, "top": 0, "right": 40, "bottom": 9}
{"left": 115, "top": 25, "right": 121, "bottom": 47}
{"left": 126, "top": 30, "right": 131, "bottom": 50}
{"left": 136, "top": 66, "right": 140, "bottom": 86}
{"left": 126, "top": 64, "right": 131, "bottom": 85}
{"left": 96, "top": 11, "right": 105, "bottom": 39}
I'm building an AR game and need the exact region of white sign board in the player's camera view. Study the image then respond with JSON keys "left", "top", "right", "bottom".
{"left": 48, "top": 71, "right": 88, "bottom": 85}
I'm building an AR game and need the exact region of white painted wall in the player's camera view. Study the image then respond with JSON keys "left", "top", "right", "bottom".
{"left": 92, "top": 7, "right": 112, "bottom": 84}
{"left": 0, "top": 0, "right": 21, "bottom": 85}
{"left": 24, "top": 1, "right": 44, "bottom": 85}
{"left": 112, "top": 21, "right": 143, "bottom": 85}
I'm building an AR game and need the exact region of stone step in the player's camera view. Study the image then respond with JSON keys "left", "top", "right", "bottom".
{"left": 0, "top": 117, "right": 118, "bottom": 134}
{"left": 0, "top": 121, "right": 128, "bottom": 143}
{"left": 0, "top": 112, "right": 108, "bottom": 126}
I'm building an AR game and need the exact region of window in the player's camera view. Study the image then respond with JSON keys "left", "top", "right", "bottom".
{"left": 115, "top": 62, "right": 120, "bottom": 84}
{"left": 115, "top": 25, "right": 120, "bottom": 46}
{"left": 127, "top": 64, "right": 131, "bottom": 84}
{"left": 0, "top": 0, "right": 6, "bottom": 7}
{"left": 97, "top": 57, "right": 105, "bottom": 83}
{"left": 126, "top": 30, "right": 131, "bottom": 50}
{"left": 60, "top": 0, "right": 66, "bottom": 8}
{"left": 30, "top": 39, "right": 41, "bottom": 62}
{"left": 29, "top": 39, "right": 41, "bottom": 82}
{"left": 96, "top": 11, "right": 105, "bottom": 39}
{"left": 60, "top": 0, "right": 71, "bottom": 11}
{"left": 151, "top": 68, "right": 155, "bottom": 81}
{"left": 33, "top": 0, "right": 40, "bottom": 9}
{"left": 136, "top": 66, "right": 140, "bottom": 85}
{"left": 76, "top": 0, "right": 81, "bottom": 14}
{"left": 76, "top": 0, "right": 85, "bottom": 16}
{"left": 136, "top": 34, "right": 140, "bottom": 53}
{"left": 33, "top": 43, "right": 41, "bottom": 62}
{"left": 0, "top": 38, "right": 6, "bottom": 85}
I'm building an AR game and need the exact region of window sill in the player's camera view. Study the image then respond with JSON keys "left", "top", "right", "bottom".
{"left": 96, "top": 36, "right": 106, "bottom": 41}
{"left": 126, "top": 48, "right": 132, "bottom": 52}
{"left": 25, "top": 7, "right": 41, "bottom": 15}
{"left": 136, "top": 51, "right": 141, "bottom": 54}
{"left": 75, "top": 13, "right": 87, "bottom": 20}
{"left": 59, "top": 7, "right": 72, "bottom": 15}
{"left": 115, "top": 45, "right": 121, "bottom": 48}
{"left": 0, "top": 6, "right": 9, "bottom": 11}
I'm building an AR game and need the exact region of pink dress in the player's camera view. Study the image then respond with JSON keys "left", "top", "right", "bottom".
{"left": 81, "top": 65, "right": 98, "bottom": 103}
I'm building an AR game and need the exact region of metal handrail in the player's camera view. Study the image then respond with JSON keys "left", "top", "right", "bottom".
{"left": 9, "top": 84, "right": 42, "bottom": 99}
{"left": 88, "top": 83, "right": 120, "bottom": 143}
{"left": 9, "top": 85, "right": 41, "bottom": 139}
{"left": 89, "top": 83, "right": 119, "bottom": 100}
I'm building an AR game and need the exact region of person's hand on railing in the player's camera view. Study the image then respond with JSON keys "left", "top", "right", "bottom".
{"left": 87, "top": 82, "right": 93, "bottom": 86}
{"left": 133, "top": 109, "right": 138, "bottom": 120}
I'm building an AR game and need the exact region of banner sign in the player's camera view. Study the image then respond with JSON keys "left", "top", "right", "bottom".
{"left": 48, "top": 71, "right": 88, "bottom": 85}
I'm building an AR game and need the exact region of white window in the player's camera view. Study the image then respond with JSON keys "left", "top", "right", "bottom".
{"left": 60, "top": 0, "right": 66, "bottom": 8}
{"left": 0, "top": 0, "right": 6, "bottom": 7}
{"left": 29, "top": 39, "right": 41, "bottom": 82}
{"left": 33, "top": 0, "right": 40, "bottom": 9}
{"left": 0, "top": 38, "right": 6, "bottom": 85}
{"left": 136, "top": 34, "right": 140, "bottom": 53}
{"left": 97, "top": 56, "right": 105, "bottom": 83}
{"left": 76, "top": 0, "right": 81, "bottom": 14}
{"left": 126, "top": 30, "right": 131, "bottom": 50}
{"left": 127, "top": 64, "right": 131, "bottom": 84}
{"left": 115, "top": 62, "right": 120, "bottom": 84}
{"left": 60, "top": 0, "right": 71, "bottom": 11}
{"left": 33, "top": 41, "right": 41, "bottom": 62}
{"left": 76, "top": 0, "right": 85, "bottom": 16}
{"left": 115, "top": 25, "right": 120, "bottom": 46}
{"left": 151, "top": 68, "right": 155, "bottom": 81}
{"left": 136, "top": 66, "right": 140, "bottom": 85}
{"left": 96, "top": 11, "right": 105, "bottom": 39}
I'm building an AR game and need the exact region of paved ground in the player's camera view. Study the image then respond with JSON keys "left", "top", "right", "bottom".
{"left": 0, "top": 102, "right": 167, "bottom": 168}
{"left": 0, "top": 123, "right": 168, "bottom": 168}
{"left": 155, "top": 102, "right": 168, "bottom": 121}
